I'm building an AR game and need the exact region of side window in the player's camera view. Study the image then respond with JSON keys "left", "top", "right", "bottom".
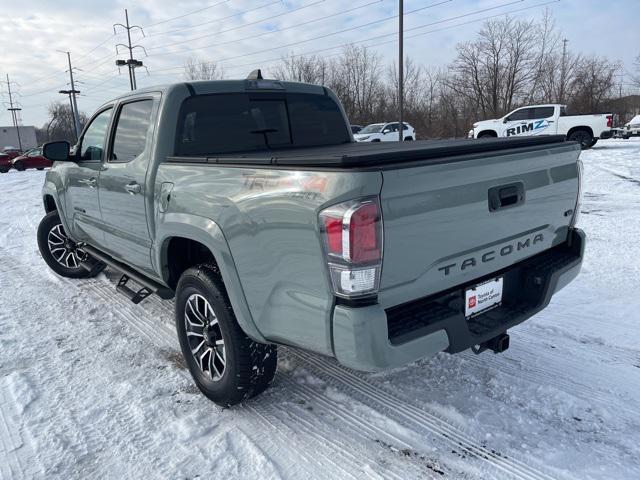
{"left": 506, "top": 108, "right": 531, "bottom": 121}
{"left": 533, "top": 107, "right": 554, "bottom": 118}
{"left": 110, "top": 100, "right": 154, "bottom": 162}
{"left": 79, "top": 108, "right": 113, "bottom": 161}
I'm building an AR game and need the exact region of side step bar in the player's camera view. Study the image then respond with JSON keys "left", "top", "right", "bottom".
{"left": 82, "top": 245, "right": 174, "bottom": 302}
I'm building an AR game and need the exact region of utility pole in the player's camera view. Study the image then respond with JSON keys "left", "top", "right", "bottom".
{"left": 114, "top": 9, "right": 146, "bottom": 91}
{"left": 59, "top": 89, "right": 81, "bottom": 142}
{"left": 398, "top": 0, "right": 404, "bottom": 142}
{"left": 619, "top": 66, "right": 623, "bottom": 99}
{"left": 58, "top": 50, "right": 82, "bottom": 140}
{"left": 559, "top": 38, "right": 568, "bottom": 104}
{"left": 5, "top": 74, "right": 23, "bottom": 151}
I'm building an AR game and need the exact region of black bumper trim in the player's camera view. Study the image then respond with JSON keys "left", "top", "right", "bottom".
{"left": 386, "top": 229, "right": 585, "bottom": 352}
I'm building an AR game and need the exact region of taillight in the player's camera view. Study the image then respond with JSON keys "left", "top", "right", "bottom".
{"left": 319, "top": 198, "right": 383, "bottom": 298}
{"left": 606, "top": 115, "right": 613, "bottom": 128}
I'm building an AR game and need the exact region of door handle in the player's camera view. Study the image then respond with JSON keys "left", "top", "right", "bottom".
{"left": 79, "top": 178, "right": 97, "bottom": 188}
{"left": 124, "top": 182, "right": 142, "bottom": 195}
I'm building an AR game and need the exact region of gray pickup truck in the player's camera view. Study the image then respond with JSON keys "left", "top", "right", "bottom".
{"left": 37, "top": 77, "right": 585, "bottom": 406}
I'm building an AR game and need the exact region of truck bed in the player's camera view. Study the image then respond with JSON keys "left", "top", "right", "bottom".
{"left": 167, "top": 135, "right": 568, "bottom": 168}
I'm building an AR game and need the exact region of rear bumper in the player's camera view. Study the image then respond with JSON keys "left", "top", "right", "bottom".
{"left": 332, "top": 228, "right": 585, "bottom": 371}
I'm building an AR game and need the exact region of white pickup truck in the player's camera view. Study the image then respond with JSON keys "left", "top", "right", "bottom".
{"left": 469, "top": 104, "right": 613, "bottom": 149}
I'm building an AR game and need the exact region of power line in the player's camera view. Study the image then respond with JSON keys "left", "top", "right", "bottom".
{"left": 141, "top": 0, "right": 281, "bottom": 39}
{"left": 149, "top": 0, "right": 384, "bottom": 58}
{"left": 145, "top": 0, "right": 327, "bottom": 52}
{"left": 149, "top": 0, "right": 518, "bottom": 74}
{"left": 212, "top": 0, "right": 560, "bottom": 78}
{"left": 144, "top": 0, "right": 231, "bottom": 29}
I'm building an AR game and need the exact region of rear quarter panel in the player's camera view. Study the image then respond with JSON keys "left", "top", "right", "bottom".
{"left": 155, "top": 163, "right": 382, "bottom": 355}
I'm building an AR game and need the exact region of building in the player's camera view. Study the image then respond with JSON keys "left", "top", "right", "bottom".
{"left": 0, "top": 126, "right": 38, "bottom": 151}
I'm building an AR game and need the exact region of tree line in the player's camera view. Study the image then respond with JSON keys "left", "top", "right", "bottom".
{"left": 265, "top": 12, "right": 624, "bottom": 138}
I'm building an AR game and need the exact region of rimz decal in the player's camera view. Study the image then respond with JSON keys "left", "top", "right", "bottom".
{"left": 506, "top": 119, "right": 549, "bottom": 137}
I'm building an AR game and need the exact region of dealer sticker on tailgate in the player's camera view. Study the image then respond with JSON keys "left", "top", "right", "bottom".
{"left": 465, "top": 277, "right": 503, "bottom": 318}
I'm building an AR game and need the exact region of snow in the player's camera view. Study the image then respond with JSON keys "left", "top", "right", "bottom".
{"left": 1, "top": 138, "right": 639, "bottom": 479}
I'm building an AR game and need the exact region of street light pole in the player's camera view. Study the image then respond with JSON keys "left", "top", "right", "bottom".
{"left": 398, "top": 0, "right": 404, "bottom": 142}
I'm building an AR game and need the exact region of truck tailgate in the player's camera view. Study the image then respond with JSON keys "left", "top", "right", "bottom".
{"left": 378, "top": 140, "right": 581, "bottom": 309}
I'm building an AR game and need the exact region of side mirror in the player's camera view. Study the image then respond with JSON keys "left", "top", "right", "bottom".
{"left": 503, "top": 118, "right": 509, "bottom": 124}
{"left": 43, "top": 141, "right": 71, "bottom": 161}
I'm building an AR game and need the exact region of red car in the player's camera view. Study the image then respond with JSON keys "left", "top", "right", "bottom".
{"left": 11, "top": 147, "right": 52, "bottom": 171}
{"left": 0, "top": 152, "right": 11, "bottom": 173}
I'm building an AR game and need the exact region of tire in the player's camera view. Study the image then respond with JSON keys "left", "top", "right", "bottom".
{"left": 622, "top": 135, "right": 630, "bottom": 140}
{"left": 0, "top": 168, "right": 7, "bottom": 173}
{"left": 14, "top": 161, "right": 25, "bottom": 171}
{"left": 589, "top": 138, "right": 598, "bottom": 148}
{"left": 371, "top": 139, "right": 381, "bottom": 142}
{"left": 175, "top": 265, "right": 277, "bottom": 406}
{"left": 37, "top": 167, "right": 44, "bottom": 170}
{"left": 37, "top": 211, "right": 93, "bottom": 278}
{"left": 404, "top": 136, "right": 413, "bottom": 141}
{"left": 567, "top": 129, "right": 593, "bottom": 150}
{"left": 478, "top": 132, "right": 496, "bottom": 138}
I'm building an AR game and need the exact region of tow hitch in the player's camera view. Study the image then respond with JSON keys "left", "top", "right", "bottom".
{"left": 472, "top": 332, "right": 510, "bottom": 354}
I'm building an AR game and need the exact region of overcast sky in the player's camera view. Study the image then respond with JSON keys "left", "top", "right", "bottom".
{"left": 1, "top": 0, "right": 637, "bottom": 128}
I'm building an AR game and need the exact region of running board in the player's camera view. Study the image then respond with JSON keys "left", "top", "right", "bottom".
{"left": 81, "top": 245, "right": 174, "bottom": 302}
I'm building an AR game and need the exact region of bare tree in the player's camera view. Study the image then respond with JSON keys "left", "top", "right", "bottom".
{"left": 568, "top": 56, "right": 618, "bottom": 113}
{"left": 184, "top": 57, "right": 224, "bottom": 81}
{"left": 268, "top": 11, "right": 622, "bottom": 138}
{"left": 36, "top": 102, "right": 87, "bottom": 144}
{"left": 270, "top": 52, "right": 331, "bottom": 85}
{"left": 450, "top": 16, "right": 539, "bottom": 118}
{"left": 330, "top": 45, "right": 384, "bottom": 124}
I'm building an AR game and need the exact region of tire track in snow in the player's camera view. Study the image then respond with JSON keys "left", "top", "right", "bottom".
{"left": 94, "top": 276, "right": 550, "bottom": 480}
{"left": 286, "top": 349, "right": 559, "bottom": 480}
{"left": 460, "top": 345, "right": 640, "bottom": 418}
{"left": 0, "top": 375, "right": 44, "bottom": 480}
{"left": 81, "top": 277, "right": 404, "bottom": 480}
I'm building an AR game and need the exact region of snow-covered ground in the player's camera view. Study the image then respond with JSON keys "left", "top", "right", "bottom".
{"left": 1, "top": 138, "right": 639, "bottom": 480}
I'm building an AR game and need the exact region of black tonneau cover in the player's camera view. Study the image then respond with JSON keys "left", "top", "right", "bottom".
{"left": 167, "top": 135, "right": 570, "bottom": 168}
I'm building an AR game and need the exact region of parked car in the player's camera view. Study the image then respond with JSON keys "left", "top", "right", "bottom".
{"left": 11, "top": 147, "right": 52, "bottom": 171}
{"left": 350, "top": 124, "right": 363, "bottom": 134}
{"left": 354, "top": 122, "right": 416, "bottom": 142}
{"left": 2, "top": 146, "right": 22, "bottom": 160}
{"left": 0, "top": 152, "right": 11, "bottom": 173}
{"left": 622, "top": 114, "right": 640, "bottom": 139}
{"left": 468, "top": 104, "right": 613, "bottom": 149}
{"left": 37, "top": 79, "right": 585, "bottom": 406}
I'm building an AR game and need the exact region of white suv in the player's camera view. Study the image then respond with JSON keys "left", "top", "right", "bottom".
{"left": 354, "top": 122, "right": 416, "bottom": 142}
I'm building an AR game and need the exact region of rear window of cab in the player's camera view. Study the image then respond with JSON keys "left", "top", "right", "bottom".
{"left": 175, "top": 92, "right": 350, "bottom": 156}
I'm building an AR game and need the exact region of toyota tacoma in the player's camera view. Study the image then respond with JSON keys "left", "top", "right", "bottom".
{"left": 37, "top": 76, "right": 585, "bottom": 406}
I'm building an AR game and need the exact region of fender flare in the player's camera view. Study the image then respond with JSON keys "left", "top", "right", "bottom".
{"left": 42, "top": 181, "right": 73, "bottom": 236}
{"left": 155, "top": 213, "right": 266, "bottom": 343}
